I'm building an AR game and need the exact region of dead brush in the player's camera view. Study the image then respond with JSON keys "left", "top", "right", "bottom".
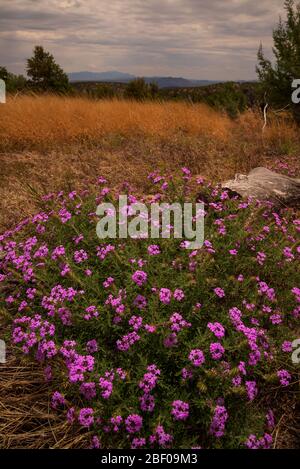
{"left": 0, "top": 346, "right": 90, "bottom": 449}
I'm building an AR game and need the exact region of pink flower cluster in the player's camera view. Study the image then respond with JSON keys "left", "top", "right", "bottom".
{"left": 169, "top": 312, "right": 191, "bottom": 332}
{"left": 139, "top": 364, "right": 160, "bottom": 412}
{"left": 189, "top": 349, "right": 205, "bottom": 367}
{"left": 132, "top": 270, "right": 148, "bottom": 286}
{"left": 209, "top": 405, "right": 228, "bottom": 438}
{"left": 171, "top": 400, "right": 189, "bottom": 421}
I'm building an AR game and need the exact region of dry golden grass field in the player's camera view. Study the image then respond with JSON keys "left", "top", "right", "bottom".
{"left": 0, "top": 96, "right": 299, "bottom": 449}
{"left": 0, "top": 95, "right": 300, "bottom": 232}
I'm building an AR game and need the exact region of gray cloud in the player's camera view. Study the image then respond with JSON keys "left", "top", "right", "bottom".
{"left": 0, "top": 0, "right": 286, "bottom": 79}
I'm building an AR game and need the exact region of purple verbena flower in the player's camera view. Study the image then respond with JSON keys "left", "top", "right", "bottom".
{"left": 189, "top": 349, "right": 205, "bottom": 367}
{"left": 78, "top": 408, "right": 94, "bottom": 427}
{"left": 125, "top": 414, "right": 143, "bottom": 434}
{"left": 171, "top": 400, "right": 189, "bottom": 421}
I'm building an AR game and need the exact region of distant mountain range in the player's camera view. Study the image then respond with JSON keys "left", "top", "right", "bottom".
{"left": 68, "top": 71, "right": 222, "bottom": 88}
{"left": 68, "top": 71, "right": 135, "bottom": 82}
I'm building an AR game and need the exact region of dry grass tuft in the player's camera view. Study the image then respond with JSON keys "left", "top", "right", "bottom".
{"left": 0, "top": 348, "right": 90, "bottom": 449}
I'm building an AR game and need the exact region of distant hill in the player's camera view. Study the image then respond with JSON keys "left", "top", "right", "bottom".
{"left": 68, "top": 71, "right": 136, "bottom": 82}
{"left": 68, "top": 71, "right": 221, "bottom": 88}
{"left": 144, "top": 77, "right": 220, "bottom": 88}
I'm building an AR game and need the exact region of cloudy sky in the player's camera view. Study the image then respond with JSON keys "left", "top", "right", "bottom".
{"left": 0, "top": 0, "right": 286, "bottom": 80}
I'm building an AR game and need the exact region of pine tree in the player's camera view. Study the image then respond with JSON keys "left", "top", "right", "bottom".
{"left": 256, "top": 0, "right": 300, "bottom": 121}
{"left": 27, "top": 46, "right": 70, "bottom": 93}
